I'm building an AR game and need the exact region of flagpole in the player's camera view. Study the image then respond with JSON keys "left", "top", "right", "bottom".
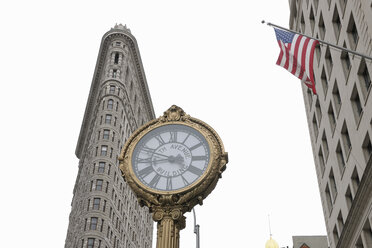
{"left": 262, "top": 20, "right": 372, "bottom": 62}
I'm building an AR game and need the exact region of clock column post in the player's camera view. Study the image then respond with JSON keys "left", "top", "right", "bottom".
{"left": 152, "top": 207, "right": 185, "bottom": 248}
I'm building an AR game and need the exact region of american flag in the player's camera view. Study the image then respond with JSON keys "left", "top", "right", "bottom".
{"left": 274, "top": 28, "right": 319, "bottom": 94}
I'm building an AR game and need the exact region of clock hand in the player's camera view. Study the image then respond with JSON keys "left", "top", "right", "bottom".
{"left": 143, "top": 150, "right": 170, "bottom": 159}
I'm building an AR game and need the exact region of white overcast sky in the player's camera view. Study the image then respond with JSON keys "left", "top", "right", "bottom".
{"left": 0, "top": 0, "right": 327, "bottom": 247}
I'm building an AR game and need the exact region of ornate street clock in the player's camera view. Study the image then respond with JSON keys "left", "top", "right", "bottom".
{"left": 119, "top": 105, "right": 228, "bottom": 248}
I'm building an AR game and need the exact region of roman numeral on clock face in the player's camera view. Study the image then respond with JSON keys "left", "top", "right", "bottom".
{"left": 166, "top": 177, "right": 172, "bottom": 190}
{"left": 138, "top": 165, "right": 153, "bottom": 177}
{"left": 135, "top": 157, "right": 152, "bottom": 163}
{"left": 192, "top": 156, "right": 207, "bottom": 161}
{"left": 154, "top": 135, "right": 165, "bottom": 145}
{"left": 188, "top": 165, "right": 204, "bottom": 176}
{"left": 189, "top": 142, "right": 203, "bottom": 151}
{"left": 149, "top": 174, "right": 161, "bottom": 188}
{"left": 181, "top": 175, "right": 189, "bottom": 187}
{"left": 169, "top": 131, "right": 177, "bottom": 143}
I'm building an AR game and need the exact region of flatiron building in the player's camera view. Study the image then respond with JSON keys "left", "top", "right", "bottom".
{"left": 64, "top": 24, "right": 155, "bottom": 248}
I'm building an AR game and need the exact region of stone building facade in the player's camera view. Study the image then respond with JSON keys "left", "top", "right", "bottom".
{"left": 288, "top": 1, "right": 372, "bottom": 248}
{"left": 64, "top": 24, "right": 155, "bottom": 248}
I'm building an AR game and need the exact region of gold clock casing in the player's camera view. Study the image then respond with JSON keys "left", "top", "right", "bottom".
{"left": 119, "top": 105, "right": 227, "bottom": 248}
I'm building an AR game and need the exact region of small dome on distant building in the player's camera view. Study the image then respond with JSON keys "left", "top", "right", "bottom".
{"left": 265, "top": 237, "right": 279, "bottom": 248}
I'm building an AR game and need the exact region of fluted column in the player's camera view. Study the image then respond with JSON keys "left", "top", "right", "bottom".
{"left": 153, "top": 208, "right": 185, "bottom": 248}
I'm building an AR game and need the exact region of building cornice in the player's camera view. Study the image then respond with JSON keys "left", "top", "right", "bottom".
{"left": 336, "top": 155, "right": 372, "bottom": 248}
{"left": 75, "top": 27, "right": 155, "bottom": 159}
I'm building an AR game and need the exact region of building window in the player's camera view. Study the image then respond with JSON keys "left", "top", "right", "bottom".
{"left": 329, "top": 169, "right": 338, "bottom": 202}
{"left": 109, "top": 85, "right": 115, "bottom": 94}
{"left": 309, "top": 7, "right": 315, "bottom": 34}
{"left": 114, "top": 53, "right": 119, "bottom": 64}
{"left": 312, "top": 114, "right": 319, "bottom": 138}
{"left": 321, "top": 67, "right": 328, "bottom": 94}
{"left": 98, "top": 162, "right": 105, "bottom": 173}
{"left": 347, "top": 13, "right": 359, "bottom": 49}
{"left": 93, "top": 198, "right": 101, "bottom": 210}
{"left": 90, "top": 217, "right": 98, "bottom": 230}
{"left": 356, "top": 236, "right": 364, "bottom": 248}
{"left": 87, "top": 199, "right": 90, "bottom": 211}
{"left": 96, "top": 179, "right": 103, "bottom": 191}
{"left": 307, "top": 88, "right": 313, "bottom": 107}
{"left": 107, "top": 99, "right": 114, "bottom": 110}
{"left": 332, "top": 81, "right": 342, "bottom": 114}
{"left": 315, "top": 99, "right": 322, "bottom": 125}
{"left": 362, "top": 133, "right": 372, "bottom": 162}
{"left": 87, "top": 238, "right": 95, "bottom": 248}
{"left": 351, "top": 85, "right": 363, "bottom": 123}
{"left": 336, "top": 142, "right": 346, "bottom": 173}
{"left": 358, "top": 59, "right": 371, "bottom": 97}
{"left": 318, "top": 12, "right": 325, "bottom": 40}
{"left": 103, "top": 130, "right": 110, "bottom": 140}
{"left": 105, "top": 114, "right": 112, "bottom": 124}
{"left": 322, "top": 132, "right": 329, "bottom": 160}
{"left": 337, "top": 211, "right": 344, "bottom": 234}
{"left": 351, "top": 167, "right": 360, "bottom": 195}
{"left": 113, "top": 69, "right": 117, "bottom": 78}
{"left": 328, "top": 103, "right": 337, "bottom": 133}
{"left": 341, "top": 121, "right": 352, "bottom": 157}
{"left": 345, "top": 186, "right": 353, "bottom": 210}
{"left": 325, "top": 46, "right": 333, "bottom": 76}
{"left": 115, "top": 41, "right": 121, "bottom": 46}
{"left": 101, "top": 146, "right": 108, "bottom": 156}
{"left": 318, "top": 147, "right": 326, "bottom": 176}
{"left": 341, "top": 49, "right": 351, "bottom": 80}
{"left": 333, "top": 225, "right": 339, "bottom": 246}
{"left": 103, "top": 200, "right": 106, "bottom": 212}
{"left": 325, "top": 184, "right": 333, "bottom": 214}
{"left": 332, "top": 7, "right": 341, "bottom": 40}
{"left": 300, "top": 12, "right": 305, "bottom": 33}
{"left": 112, "top": 132, "right": 115, "bottom": 142}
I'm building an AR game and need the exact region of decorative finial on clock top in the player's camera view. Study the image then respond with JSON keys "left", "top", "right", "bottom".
{"left": 161, "top": 105, "right": 188, "bottom": 122}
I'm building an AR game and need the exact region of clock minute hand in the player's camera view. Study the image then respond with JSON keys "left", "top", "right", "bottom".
{"left": 142, "top": 148, "right": 170, "bottom": 159}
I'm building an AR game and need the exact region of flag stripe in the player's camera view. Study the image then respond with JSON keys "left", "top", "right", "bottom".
{"left": 274, "top": 28, "right": 319, "bottom": 94}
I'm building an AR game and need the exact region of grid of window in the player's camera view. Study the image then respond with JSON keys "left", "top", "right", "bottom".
{"left": 291, "top": 3, "right": 372, "bottom": 248}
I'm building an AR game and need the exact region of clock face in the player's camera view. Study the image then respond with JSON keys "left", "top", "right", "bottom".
{"left": 131, "top": 124, "right": 210, "bottom": 192}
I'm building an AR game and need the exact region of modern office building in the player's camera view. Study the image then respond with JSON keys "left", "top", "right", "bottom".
{"left": 288, "top": 1, "right": 372, "bottom": 248}
{"left": 64, "top": 24, "right": 155, "bottom": 248}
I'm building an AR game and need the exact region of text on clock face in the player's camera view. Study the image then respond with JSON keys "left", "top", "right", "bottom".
{"left": 132, "top": 125, "right": 210, "bottom": 191}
